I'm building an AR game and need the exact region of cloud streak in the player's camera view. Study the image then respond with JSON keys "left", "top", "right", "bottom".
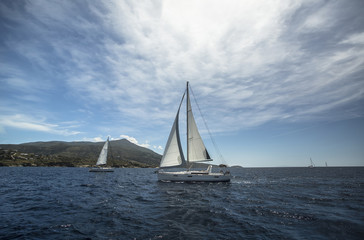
{"left": 0, "top": 114, "right": 80, "bottom": 136}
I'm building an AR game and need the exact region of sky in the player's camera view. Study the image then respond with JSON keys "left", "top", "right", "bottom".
{"left": 0, "top": 0, "right": 363, "bottom": 167}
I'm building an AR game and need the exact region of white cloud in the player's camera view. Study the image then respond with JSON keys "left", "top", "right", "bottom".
{"left": 95, "top": 1, "right": 362, "bottom": 129}
{"left": 299, "top": 4, "right": 333, "bottom": 32}
{"left": 82, "top": 137, "right": 104, "bottom": 142}
{"left": 120, "top": 135, "right": 138, "bottom": 145}
{"left": 66, "top": 0, "right": 304, "bottom": 127}
{"left": 120, "top": 134, "right": 151, "bottom": 148}
{"left": 341, "top": 32, "right": 364, "bottom": 45}
{"left": 92, "top": 137, "right": 103, "bottom": 142}
{"left": 152, "top": 145, "right": 164, "bottom": 153}
{"left": 0, "top": 114, "right": 80, "bottom": 136}
{"left": 139, "top": 142, "right": 151, "bottom": 148}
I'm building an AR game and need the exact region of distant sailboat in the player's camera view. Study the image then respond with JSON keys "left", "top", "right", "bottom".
{"left": 325, "top": 161, "right": 328, "bottom": 167}
{"left": 89, "top": 137, "right": 114, "bottom": 172}
{"left": 308, "top": 158, "right": 315, "bottom": 168}
{"left": 157, "top": 82, "right": 231, "bottom": 182}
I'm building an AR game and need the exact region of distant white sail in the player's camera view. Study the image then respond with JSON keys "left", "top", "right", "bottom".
{"left": 187, "top": 89, "right": 211, "bottom": 163}
{"left": 96, "top": 139, "right": 109, "bottom": 165}
{"left": 160, "top": 101, "right": 186, "bottom": 168}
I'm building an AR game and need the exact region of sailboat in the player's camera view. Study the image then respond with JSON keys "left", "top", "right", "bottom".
{"left": 157, "top": 82, "right": 231, "bottom": 182}
{"left": 308, "top": 157, "right": 315, "bottom": 168}
{"left": 89, "top": 137, "right": 114, "bottom": 172}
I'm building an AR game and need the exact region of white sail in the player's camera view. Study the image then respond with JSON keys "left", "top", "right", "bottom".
{"left": 160, "top": 101, "right": 186, "bottom": 168}
{"left": 157, "top": 82, "right": 231, "bottom": 182}
{"left": 96, "top": 139, "right": 109, "bottom": 165}
{"left": 187, "top": 84, "right": 212, "bottom": 163}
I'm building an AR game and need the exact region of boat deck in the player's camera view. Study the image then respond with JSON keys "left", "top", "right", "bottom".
{"left": 158, "top": 171, "right": 231, "bottom": 182}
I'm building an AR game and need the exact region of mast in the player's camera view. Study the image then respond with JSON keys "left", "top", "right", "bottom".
{"left": 186, "top": 81, "right": 189, "bottom": 166}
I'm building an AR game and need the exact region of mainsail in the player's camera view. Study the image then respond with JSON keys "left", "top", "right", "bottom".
{"left": 187, "top": 84, "right": 211, "bottom": 163}
{"left": 96, "top": 138, "right": 109, "bottom": 165}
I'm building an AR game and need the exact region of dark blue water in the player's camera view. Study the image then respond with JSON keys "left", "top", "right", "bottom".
{"left": 0, "top": 167, "right": 363, "bottom": 239}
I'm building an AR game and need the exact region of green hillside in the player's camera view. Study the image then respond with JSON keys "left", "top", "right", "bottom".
{"left": 0, "top": 139, "right": 161, "bottom": 168}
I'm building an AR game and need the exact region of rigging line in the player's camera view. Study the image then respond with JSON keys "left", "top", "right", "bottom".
{"left": 189, "top": 84, "right": 227, "bottom": 165}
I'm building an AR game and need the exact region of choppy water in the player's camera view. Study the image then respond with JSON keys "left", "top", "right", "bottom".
{"left": 0, "top": 167, "right": 363, "bottom": 239}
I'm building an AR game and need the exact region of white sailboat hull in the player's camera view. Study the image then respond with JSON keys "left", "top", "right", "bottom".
{"left": 89, "top": 167, "right": 114, "bottom": 172}
{"left": 157, "top": 171, "right": 231, "bottom": 182}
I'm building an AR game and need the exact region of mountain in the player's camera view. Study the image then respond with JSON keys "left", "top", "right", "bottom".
{"left": 0, "top": 139, "right": 161, "bottom": 168}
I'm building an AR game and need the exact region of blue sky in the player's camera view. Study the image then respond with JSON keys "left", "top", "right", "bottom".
{"left": 0, "top": 0, "right": 363, "bottom": 167}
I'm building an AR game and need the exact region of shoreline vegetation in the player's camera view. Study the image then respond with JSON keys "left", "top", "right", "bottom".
{"left": 0, "top": 150, "right": 154, "bottom": 168}
{"left": 0, "top": 139, "right": 161, "bottom": 168}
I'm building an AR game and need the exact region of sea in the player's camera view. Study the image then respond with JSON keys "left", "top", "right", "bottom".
{"left": 0, "top": 167, "right": 363, "bottom": 240}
